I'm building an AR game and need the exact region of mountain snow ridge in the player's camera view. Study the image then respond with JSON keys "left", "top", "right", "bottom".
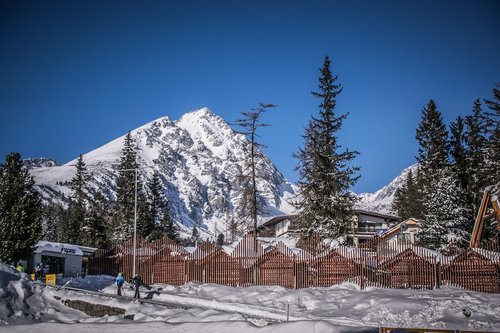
{"left": 30, "top": 108, "right": 296, "bottom": 237}
{"left": 29, "top": 107, "right": 414, "bottom": 235}
{"left": 355, "top": 164, "right": 418, "bottom": 215}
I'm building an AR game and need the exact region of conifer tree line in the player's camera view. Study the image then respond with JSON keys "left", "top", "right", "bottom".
{"left": 0, "top": 132, "right": 181, "bottom": 257}
{"left": 393, "top": 83, "right": 500, "bottom": 250}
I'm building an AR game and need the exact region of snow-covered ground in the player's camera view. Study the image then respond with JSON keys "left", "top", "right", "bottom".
{"left": 1, "top": 261, "right": 500, "bottom": 333}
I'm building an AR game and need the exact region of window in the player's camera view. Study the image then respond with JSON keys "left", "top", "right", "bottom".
{"left": 41, "top": 255, "right": 65, "bottom": 275}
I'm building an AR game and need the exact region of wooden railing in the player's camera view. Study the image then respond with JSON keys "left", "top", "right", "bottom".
{"left": 88, "top": 233, "right": 500, "bottom": 293}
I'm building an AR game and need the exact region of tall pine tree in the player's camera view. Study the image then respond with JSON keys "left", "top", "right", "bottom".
{"left": 63, "top": 154, "right": 89, "bottom": 244}
{"left": 449, "top": 116, "right": 468, "bottom": 191}
{"left": 295, "top": 56, "right": 359, "bottom": 240}
{"left": 85, "top": 190, "right": 110, "bottom": 248}
{"left": 112, "top": 132, "right": 140, "bottom": 242}
{"left": 164, "top": 215, "right": 179, "bottom": 242}
{"left": 415, "top": 99, "right": 449, "bottom": 184}
{"left": 483, "top": 82, "right": 500, "bottom": 188}
{"left": 418, "top": 168, "right": 472, "bottom": 250}
{"left": 464, "top": 99, "right": 488, "bottom": 212}
{"left": 142, "top": 172, "right": 174, "bottom": 241}
{"left": 480, "top": 82, "right": 500, "bottom": 241}
{"left": 0, "top": 153, "right": 43, "bottom": 264}
{"left": 392, "top": 168, "right": 423, "bottom": 220}
{"left": 41, "top": 203, "right": 64, "bottom": 242}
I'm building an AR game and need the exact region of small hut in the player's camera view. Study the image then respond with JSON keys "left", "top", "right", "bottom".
{"left": 187, "top": 242, "right": 241, "bottom": 286}
{"left": 441, "top": 248, "right": 499, "bottom": 293}
{"left": 230, "top": 234, "right": 264, "bottom": 286}
{"left": 151, "top": 238, "right": 190, "bottom": 286}
{"left": 309, "top": 247, "right": 357, "bottom": 287}
{"left": 253, "top": 242, "right": 297, "bottom": 288}
{"left": 378, "top": 247, "right": 437, "bottom": 289}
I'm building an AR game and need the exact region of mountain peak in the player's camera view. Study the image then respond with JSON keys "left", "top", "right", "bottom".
{"left": 177, "top": 107, "right": 223, "bottom": 126}
{"left": 181, "top": 107, "right": 212, "bottom": 118}
{"left": 30, "top": 108, "right": 296, "bottom": 238}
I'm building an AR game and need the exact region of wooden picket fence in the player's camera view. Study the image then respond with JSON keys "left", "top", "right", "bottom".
{"left": 88, "top": 233, "right": 500, "bottom": 293}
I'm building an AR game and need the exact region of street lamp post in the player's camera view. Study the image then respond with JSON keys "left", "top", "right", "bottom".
{"left": 133, "top": 168, "right": 138, "bottom": 277}
{"left": 118, "top": 165, "right": 153, "bottom": 278}
{"left": 117, "top": 167, "right": 139, "bottom": 277}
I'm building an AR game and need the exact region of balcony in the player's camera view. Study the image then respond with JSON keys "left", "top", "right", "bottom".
{"left": 356, "top": 226, "right": 388, "bottom": 234}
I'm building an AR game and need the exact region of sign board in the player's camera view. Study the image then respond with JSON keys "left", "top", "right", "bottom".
{"left": 61, "top": 247, "right": 77, "bottom": 254}
{"left": 45, "top": 274, "right": 56, "bottom": 286}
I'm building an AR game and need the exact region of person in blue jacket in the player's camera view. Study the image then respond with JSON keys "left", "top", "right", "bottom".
{"left": 115, "top": 272, "right": 124, "bottom": 296}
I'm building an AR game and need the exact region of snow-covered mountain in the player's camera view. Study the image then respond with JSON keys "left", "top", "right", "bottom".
{"left": 355, "top": 164, "right": 418, "bottom": 215}
{"left": 23, "top": 157, "right": 60, "bottom": 170}
{"left": 29, "top": 108, "right": 296, "bottom": 237}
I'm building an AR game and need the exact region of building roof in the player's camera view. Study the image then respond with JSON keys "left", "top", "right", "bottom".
{"left": 34, "top": 241, "right": 84, "bottom": 256}
{"left": 354, "top": 209, "right": 401, "bottom": 221}
{"left": 257, "top": 214, "right": 298, "bottom": 230}
{"left": 380, "top": 218, "right": 421, "bottom": 240}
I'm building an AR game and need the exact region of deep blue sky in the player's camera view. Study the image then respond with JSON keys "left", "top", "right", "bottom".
{"left": 1, "top": 0, "right": 499, "bottom": 193}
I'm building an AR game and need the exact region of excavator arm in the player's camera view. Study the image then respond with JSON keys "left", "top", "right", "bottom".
{"left": 469, "top": 186, "right": 500, "bottom": 248}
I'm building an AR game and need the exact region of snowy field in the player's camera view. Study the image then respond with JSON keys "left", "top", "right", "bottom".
{"left": 1, "top": 262, "right": 500, "bottom": 333}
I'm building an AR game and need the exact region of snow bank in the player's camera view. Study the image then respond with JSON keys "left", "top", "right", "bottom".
{"left": 1, "top": 261, "right": 500, "bottom": 332}
{"left": 0, "top": 262, "right": 49, "bottom": 324}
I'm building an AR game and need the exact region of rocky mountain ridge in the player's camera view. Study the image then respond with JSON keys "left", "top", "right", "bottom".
{"left": 356, "top": 164, "right": 418, "bottom": 215}
{"left": 28, "top": 108, "right": 415, "bottom": 236}
{"left": 29, "top": 108, "right": 296, "bottom": 237}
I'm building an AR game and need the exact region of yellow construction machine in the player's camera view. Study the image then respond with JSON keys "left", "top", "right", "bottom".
{"left": 469, "top": 184, "right": 500, "bottom": 248}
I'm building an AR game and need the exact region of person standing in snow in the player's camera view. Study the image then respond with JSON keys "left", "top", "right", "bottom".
{"left": 115, "top": 272, "right": 124, "bottom": 296}
{"left": 34, "top": 263, "right": 43, "bottom": 280}
{"left": 132, "top": 274, "right": 142, "bottom": 299}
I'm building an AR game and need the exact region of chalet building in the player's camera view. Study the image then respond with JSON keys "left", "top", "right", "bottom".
{"left": 257, "top": 210, "right": 401, "bottom": 247}
{"left": 379, "top": 218, "right": 421, "bottom": 247}
{"left": 352, "top": 210, "right": 400, "bottom": 247}
{"left": 257, "top": 215, "right": 300, "bottom": 237}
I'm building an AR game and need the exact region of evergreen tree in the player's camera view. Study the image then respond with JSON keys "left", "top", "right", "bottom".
{"left": 85, "top": 190, "right": 110, "bottom": 248}
{"left": 295, "top": 56, "right": 359, "bottom": 240}
{"left": 464, "top": 99, "right": 488, "bottom": 212}
{"left": 136, "top": 190, "right": 150, "bottom": 239}
{"left": 141, "top": 173, "right": 162, "bottom": 240}
{"left": 164, "top": 216, "right": 179, "bottom": 242}
{"left": 234, "top": 103, "right": 276, "bottom": 237}
{"left": 479, "top": 82, "right": 500, "bottom": 241}
{"left": 191, "top": 226, "right": 200, "bottom": 246}
{"left": 449, "top": 116, "right": 468, "bottom": 191}
{"left": 483, "top": 82, "right": 500, "bottom": 187}
{"left": 417, "top": 168, "right": 472, "bottom": 250}
{"left": 0, "top": 152, "right": 43, "bottom": 264}
{"left": 64, "top": 154, "right": 89, "bottom": 244}
{"left": 228, "top": 217, "right": 238, "bottom": 243}
{"left": 392, "top": 168, "right": 423, "bottom": 220}
{"left": 415, "top": 100, "right": 449, "bottom": 186}
{"left": 216, "top": 233, "right": 225, "bottom": 246}
{"left": 112, "top": 132, "right": 140, "bottom": 242}
{"left": 42, "top": 203, "right": 65, "bottom": 242}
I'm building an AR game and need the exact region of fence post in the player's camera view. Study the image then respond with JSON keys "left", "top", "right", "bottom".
{"left": 360, "top": 257, "right": 365, "bottom": 290}
{"left": 435, "top": 261, "right": 441, "bottom": 289}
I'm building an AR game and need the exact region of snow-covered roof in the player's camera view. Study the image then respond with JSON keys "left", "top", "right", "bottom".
{"left": 472, "top": 248, "right": 500, "bottom": 261}
{"left": 34, "top": 241, "right": 83, "bottom": 256}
